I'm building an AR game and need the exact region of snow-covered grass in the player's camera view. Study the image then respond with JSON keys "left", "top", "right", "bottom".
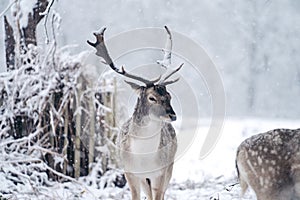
{"left": 2, "top": 118, "right": 300, "bottom": 200}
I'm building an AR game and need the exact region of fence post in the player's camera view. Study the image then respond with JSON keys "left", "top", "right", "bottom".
{"left": 74, "top": 77, "right": 82, "bottom": 178}
{"left": 63, "top": 102, "right": 69, "bottom": 175}
{"left": 112, "top": 77, "right": 117, "bottom": 128}
{"left": 88, "top": 83, "right": 95, "bottom": 173}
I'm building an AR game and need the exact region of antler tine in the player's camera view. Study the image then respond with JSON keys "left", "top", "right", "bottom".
{"left": 87, "top": 28, "right": 159, "bottom": 86}
{"left": 160, "top": 77, "right": 180, "bottom": 86}
{"left": 87, "top": 27, "right": 116, "bottom": 69}
{"left": 156, "top": 26, "right": 183, "bottom": 86}
{"left": 120, "top": 66, "right": 161, "bottom": 86}
{"left": 157, "top": 26, "right": 172, "bottom": 68}
{"left": 159, "top": 63, "right": 183, "bottom": 85}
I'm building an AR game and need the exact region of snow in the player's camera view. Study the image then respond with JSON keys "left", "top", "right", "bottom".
{"left": 2, "top": 118, "right": 299, "bottom": 199}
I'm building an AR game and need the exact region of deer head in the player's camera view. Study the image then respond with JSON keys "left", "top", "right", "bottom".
{"left": 87, "top": 26, "right": 182, "bottom": 123}
{"left": 129, "top": 83, "right": 177, "bottom": 124}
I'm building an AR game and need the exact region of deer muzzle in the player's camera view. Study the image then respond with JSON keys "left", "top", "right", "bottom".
{"left": 169, "top": 113, "right": 177, "bottom": 121}
{"left": 167, "top": 107, "right": 177, "bottom": 121}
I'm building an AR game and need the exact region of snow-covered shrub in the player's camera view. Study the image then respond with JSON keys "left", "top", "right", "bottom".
{"left": 0, "top": 40, "right": 122, "bottom": 198}
{"left": 1, "top": 1, "right": 124, "bottom": 198}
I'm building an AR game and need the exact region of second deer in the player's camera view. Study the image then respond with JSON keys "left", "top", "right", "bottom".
{"left": 236, "top": 128, "right": 300, "bottom": 200}
{"left": 88, "top": 26, "right": 182, "bottom": 200}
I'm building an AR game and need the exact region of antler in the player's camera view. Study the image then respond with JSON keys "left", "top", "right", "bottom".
{"left": 157, "top": 26, "right": 183, "bottom": 86}
{"left": 159, "top": 63, "right": 183, "bottom": 86}
{"left": 157, "top": 26, "right": 172, "bottom": 68}
{"left": 87, "top": 27, "right": 160, "bottom": 86}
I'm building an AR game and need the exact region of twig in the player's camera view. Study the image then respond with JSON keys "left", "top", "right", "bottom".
{"left": 209, "top": 182, "right": 240, "bottom": 199}
{"left": 225, "top": 182, "right": 239, "bottom": 192}
{"left": 1, "top": 158, "right": 42, "bottom": 164}
{"left": 50, "top": 110, "right": 56, "bottom": 136}
{"left": 31, "top": 145, "right": 64, "bottom": 158}
{"left": 51, "top": 12, "right": 58, "bottom": 67}
{"left": 0, "top": 124, "right": 46, "bottom": 146}
{"left": 40, "top": 0, "right": 55, "bottom": 44}
{"left": 210, "top": 193, "right": 219, "bottom": 200}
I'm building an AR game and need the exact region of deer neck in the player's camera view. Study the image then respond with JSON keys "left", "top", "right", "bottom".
{"left": 131, "top": 97, "right": 163, "bottom": 137}
{"left": 132, "top": 96, "right": 150, "bottom": 125}
{"left": 130, "top": 114, "right": 163, "bottom": 154}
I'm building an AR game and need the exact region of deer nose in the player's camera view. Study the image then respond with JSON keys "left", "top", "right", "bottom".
{"left": 166, "top": 106, "right": 176, "bottom": 121}
{"left": 169, "top": 114, "right": 177, "bottom": 121}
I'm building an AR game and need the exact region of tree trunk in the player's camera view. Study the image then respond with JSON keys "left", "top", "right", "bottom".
{"left": 21, "top": 0, "right": 49, "bottom": 47}
{"left": 4, "top": 16, "right": 15, "bottom": 71}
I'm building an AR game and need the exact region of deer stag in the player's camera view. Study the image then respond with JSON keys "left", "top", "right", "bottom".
{"left": 87, "top": 26, "right": 182, "bottom": 200}
{"left": 236, "top": 128, "right": 300, "bottom": 200}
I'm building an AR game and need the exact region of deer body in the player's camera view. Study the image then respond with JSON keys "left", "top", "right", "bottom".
{"left": 88, "top": 26, "right": 181, "bottom": 200}
{"left": 236, "top": 128, "right": 300, "bottom": 200}
{"left": 119, "top": 85, "right": 177, "bottom": 200}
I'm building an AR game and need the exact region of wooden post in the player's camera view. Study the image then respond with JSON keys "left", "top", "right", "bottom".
{"left": 101, "top": 77, "right": 118, "bottom": 170}
{"left": 100, "top": 79, "right": 108, "bottom": 173}
{"left": 63, "top": 102, "right": 69, "bottom": 175}
{"left": 104, "top": 80, "right": 112, "bottom": 137}
{"left": 111, "top": 77, "right": 118, "bottom": 166}
{"left": 112, "top": 77, "right": 117, "bottom": 128}
{"left": 74, "top": 77, "right": 82, "bottom": 178}
{"left": 88, "top": 92, "right": 95, "bottom": 172}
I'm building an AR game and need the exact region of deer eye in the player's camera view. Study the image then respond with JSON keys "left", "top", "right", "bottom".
{"left": 148, "top": 96, "right": 157, "bottom": 103}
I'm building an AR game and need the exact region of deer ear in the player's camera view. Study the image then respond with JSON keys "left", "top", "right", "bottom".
{"left": 124, "top": 80, "right": 143, "bottom": 91}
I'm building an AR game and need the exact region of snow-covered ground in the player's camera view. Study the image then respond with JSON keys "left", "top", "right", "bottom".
{"left": 2, "top": 118, "right": 300, "bottom": 200}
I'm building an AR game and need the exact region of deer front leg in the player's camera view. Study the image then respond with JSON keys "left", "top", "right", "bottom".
{"left": 141, "top": 178, "right": 153, "bottom": 200}
{"left": 163, "top": 164, "right": 174, "bottom": 190}
{"left": 150, "top": 174, "right": 167, "bottom": 200}
{"left": 125, "top": 172, "right": 141, "bottom": 200}
{"left": 149, "top": 165, "right": 174, "bottom": 200}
